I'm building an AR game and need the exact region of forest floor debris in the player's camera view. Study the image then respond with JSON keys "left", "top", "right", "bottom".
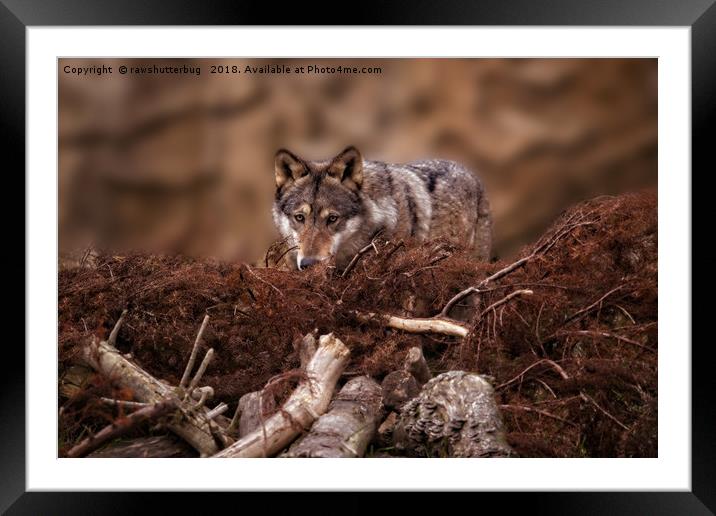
{"left": 58, "top": 190, "right": 657, "bottom": 457}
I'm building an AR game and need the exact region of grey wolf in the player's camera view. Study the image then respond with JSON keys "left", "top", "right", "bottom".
{"left": 272, "top": 146, "right": 492, "bottom": 270}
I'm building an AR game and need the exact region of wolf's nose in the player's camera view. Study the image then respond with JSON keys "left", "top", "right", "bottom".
{"left": 300, "top": 257, "right": 321, "bottom": 269}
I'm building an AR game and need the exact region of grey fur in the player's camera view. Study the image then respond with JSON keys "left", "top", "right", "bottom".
{"left": 272, "top": 147, "right": 492, "bottom": 270}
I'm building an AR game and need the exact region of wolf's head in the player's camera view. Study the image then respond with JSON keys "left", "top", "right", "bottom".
{"left": 272, "top": 146, "right": 365, "bottom": 270}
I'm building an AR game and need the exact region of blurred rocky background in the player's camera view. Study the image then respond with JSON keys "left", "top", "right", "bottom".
{"left": 59, "top": 58, "right": 657, "bottom": 264}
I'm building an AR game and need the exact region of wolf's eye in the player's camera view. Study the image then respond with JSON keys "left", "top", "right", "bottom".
{"left": 327, "top": 214, "right": 339, "bottom": 224}
{"left": 294, "top": 214, "right": 305, "bottom": 223}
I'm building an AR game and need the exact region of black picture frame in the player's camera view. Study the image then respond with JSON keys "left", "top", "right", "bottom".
{"left": 3, "top": 1, "right": 712, "bottom": 513}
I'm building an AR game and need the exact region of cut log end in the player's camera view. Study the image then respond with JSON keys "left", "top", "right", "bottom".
{"left": 393, "top": 371, "right": 516, "bottom": 458}
{"left": 404, "top": 346, "right": 431, "bottom": 385}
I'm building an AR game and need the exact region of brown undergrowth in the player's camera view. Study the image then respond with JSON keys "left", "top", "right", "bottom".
{"left": 59, "top": 189, "right": 657, "bottom": 457}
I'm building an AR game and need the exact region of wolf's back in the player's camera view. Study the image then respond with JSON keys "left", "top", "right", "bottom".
{"left": 402, "top": 159, "right": 492, "bottom": 261}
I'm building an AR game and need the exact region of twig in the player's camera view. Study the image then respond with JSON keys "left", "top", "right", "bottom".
{"left": 267, "top": 243, "right": 299, "bottom": 268}
{"left": 477, "top": 289, "right": 533, "bottom": 320}
{"left": 579, "top": 392, "right": 629, "bottom": 431}
{"left": 403, "top": 265, "right": 441, "bottom": 278}
{"left": 244, "top": 265, "right": 283, "bottom": 296}
{"left": 614, "top": 304, "right": 636, "bottom": 324}
{"left": 499, "top": 404, "right": 578, "bottom": 428}
{"left": 274, "top": 245, "right": 299, "bottom": 267}
{"left": 66, "top": 401, "right": 176, "bottom": 458}
{"left": 192, "top": 388, "right": 210, "bottom": 409}
{"left": 187, "top": 348, "right": 215, "bottom": 394}
{"left": 191, "top": 386, "right": 214, "bottom": 401}
{"left": 496, "top": 359, "right": 569, "bottom": 390}
{"left": 100, "top": 398, "right": 150, "bottom": 410}
{"left": 543, "top": 359, "right": 570, "bottom": 380}
{"left": 436, "top": 215, "right": 595, "bottom": 317}
{"left": 79, "top": 244, "right": 94, "bottom": 268}
{"left": 180, "top": 314, "right": 210, "bottom": 389}
{"left": 481, "top": 220, "right": 593, "bottom": 286}
{"left": 264, "top": 237, "right": 292, "bottom": 267}
{"left": 206, "top": 403, "right": 228, "bottom": 420}
{"left": 403, "top": 250, "right": 452, "bottom": 278}
{"left": 107, "top": 309, "right": 128, "bottom": 347}
{"left": 439, "top": 287, "right": 480, "bottom": 318}
{"left": 354, "top": 311, "right": 469, "bottom": 338}
{"left": 227, "top": 403, "right": 241, "bottom": 434}
{"left": 558, "top": 330, "right": 655, "bottom": 353}
{"left": 341, "top": 229, "right": 385, "bottom": 278}
{"left": 535, "top": 379, "right": 557, "bottom": 399}
{"left": 565, "top": 285, "right": 624, "bottom": 324}
{"left": 80, "top": 336, "right": 220, "bottom": 456}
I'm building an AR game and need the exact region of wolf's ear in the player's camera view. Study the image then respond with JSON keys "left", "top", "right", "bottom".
{"left": 274, "top": 149, "right": 309, "bottom": 189}
{"left": 327, "top": 146, "right": 363, "bottom": 189}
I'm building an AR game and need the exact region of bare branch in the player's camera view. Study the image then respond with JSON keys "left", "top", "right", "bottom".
{"left": 439, "top": 287, "right": 480, "bottom": 318}
{"left": 100, "top": 397, "right": 150, "bottom": 410}
{"left": 206, "top": 403, "right": 228, "bottom": 420}
{"left": 341, "top": 229, "right": 385, "bottom": 278}
{"left": 559, "top": 330, "right": 655, "bottom": 353}
{"left": 187, "top": 348, "right": 215, "bottom": 394}
{"left": 226, "top": 403, "right": 241, "bottom": 435}
{"left": 180, "top": 314, "right": 210, "bottom": 389}
{"left": 107, "top": 309, "right": 128, "bottom": 347}
{"left": 191, "top": 388, "right": 210, "bottom": 410}
{"left": 354, "top": 311, "right": 469, "bottom": 338}
{"left": 496, "top": 359, "right": 569, "bottom": 391}
{"left": 579, "top": 393, "right": 629, "bottom": 431}
{"left": 436, "top": 215, "right": 595, "bottom": 317}
{"left": 564, "top": 285, "right": 625, "bottom": 324}
{"left": 499, "top": 404, "right": 578, "bottom": 428}
{"left": 478, "top": 289, "right": 533, "bottom": 319}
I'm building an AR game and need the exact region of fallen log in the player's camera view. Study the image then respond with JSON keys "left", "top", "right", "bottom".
{"left": 213, "top": 333, "right": 350, "bottom": 458}
{"left": 67, "top": 400, "right": 175, "bottom": 458}
{"left": 381, "top": 371, "right": 419, "bottom": 412}
{"left": 234, "top": 391, "right": 277, "bottom": 437}
{"left": 382, "top": 346, "right": 432, "bottom": 412}
{"left": 281, "top": 376, "right": 382, "bottom": 457}
{"left": 393, "top": 371, "right": 515, "bottom": 457}
{"left": 79, "top": 335, "right": 222, "bottom": 456}
{"left": 87, "top": 434, "right": 198, "bottom": 458}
